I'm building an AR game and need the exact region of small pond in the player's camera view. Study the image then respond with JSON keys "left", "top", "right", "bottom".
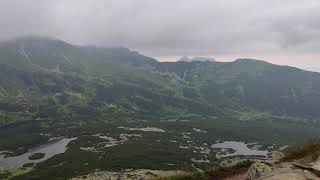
{"left": 211, "top": 141, "right": 268, "bottom": 158}
{"left": 0, "top": 137, "right": 76, "bottom": 169}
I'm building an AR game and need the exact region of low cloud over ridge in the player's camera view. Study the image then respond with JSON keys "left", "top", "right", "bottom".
{"left": 0, "top": 0, "right": 320, "bottom": 70}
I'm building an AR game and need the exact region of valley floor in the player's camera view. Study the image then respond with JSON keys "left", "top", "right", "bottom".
{"left": 1, "top": 114, "right": 320, "bottom": 179}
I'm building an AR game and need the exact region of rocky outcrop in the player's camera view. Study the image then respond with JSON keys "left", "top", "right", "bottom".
{"left": 246, "top": 162, "right": 272, "bottom": 180}
{"left": 245, "top": 162, "right": 319, "bottom": 180}
{"left": 311, "top": 156, "right": 320, "bottom": 171}
{"left": 263, "top": 172, "right": 308, "bottom": 180}
{"left": 262, "top": 169, "right": 319, "bottom": 180}
{"left": 70, "top": 169, "right": 183, "bottom": 180}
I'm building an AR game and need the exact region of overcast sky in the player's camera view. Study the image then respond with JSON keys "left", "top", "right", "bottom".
{"left": 0, "top": 0, "right": 320, "bottom": 71}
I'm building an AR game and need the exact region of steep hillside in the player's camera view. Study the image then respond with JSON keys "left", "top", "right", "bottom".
{"left": 1, "top": 37, "right": 320, "bottom": 127}
{"left": 0, "top": 37, "right": 217, "bottom": 125}
{"left": 155, "top": 59, "right": 320, "bottom": 117}
{"left": 1, "top": 37, "right": 320, "bottom": 129}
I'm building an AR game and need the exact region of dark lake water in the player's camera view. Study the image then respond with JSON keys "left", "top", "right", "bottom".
{"left": 0, "top": 137, "right": 76, "bottom": 169}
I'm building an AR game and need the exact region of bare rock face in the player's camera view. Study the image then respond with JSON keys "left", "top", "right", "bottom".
{"left": 311, "top": 156, "right": 320, "bottom": 171}
{"left": 262, "top": 169, "right": 318, "bottom": 180}
{"left": 263, "top": 172, "right": 307, "bottom": 180}
{"left": 302, "top": 170, "right": 319, "bottom": 180}
{"left": 246, "top": 162, "right": 319, "bottom": 180}
{"left": 246, "top": 162, "right": 272, "bottom": 180}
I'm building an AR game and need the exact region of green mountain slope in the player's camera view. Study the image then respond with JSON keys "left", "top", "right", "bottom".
{"left": 1, "top": 37, "right": 320, "bottom": 180}
{"left": 155, "top": 59, "right": 320, "bottom": 117}
{"left": 0, "top": 37, "right": 217, "bottom": 124}
{"left": 1, "top": 37, "right": 320, "bottom": 120}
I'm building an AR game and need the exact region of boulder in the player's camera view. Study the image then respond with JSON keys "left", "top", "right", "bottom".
{"left": 246, "top": 162, "right": 272, "bottom": 180}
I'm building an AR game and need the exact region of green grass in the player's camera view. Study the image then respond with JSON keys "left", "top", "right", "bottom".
{"left": 281, "top": 139, "right": 320, "bottom": 162}
{"left": 0, "top": 168, "right": 33, "bottom": 180}
{"left": 205, "top": 160, "right": 253, "bottom": 179}
{"left": 157, "top": 172, "right": 206, "bottom": 180}
{"left": 156, "top": 160, "right": 253, "bottom": 180}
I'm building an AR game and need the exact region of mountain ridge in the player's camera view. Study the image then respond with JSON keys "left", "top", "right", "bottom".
{"left": 1, "top": 37, "right": 320, "bottom": 118}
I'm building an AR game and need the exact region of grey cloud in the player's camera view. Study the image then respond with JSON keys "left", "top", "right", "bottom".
{"left": 262, "top": 2, "right": 320, "bottom": 50}
{"left": 0, "top": 0, "right": 319, "bottom": 60}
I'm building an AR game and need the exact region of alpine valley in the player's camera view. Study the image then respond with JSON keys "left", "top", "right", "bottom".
{"left": 1, "top": 37, "right": 320, "bottom": 179}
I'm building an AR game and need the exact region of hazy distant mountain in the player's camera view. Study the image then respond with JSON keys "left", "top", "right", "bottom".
{"left": 178, "top": 56, "right": 215, "bottom": 62}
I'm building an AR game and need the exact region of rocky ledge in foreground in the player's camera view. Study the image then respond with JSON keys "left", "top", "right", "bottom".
{"left": 246, "top": 162, "right": 319, "bottom": 180}
{"left": 70, "top": 169, "right": 184, "bottom": 180}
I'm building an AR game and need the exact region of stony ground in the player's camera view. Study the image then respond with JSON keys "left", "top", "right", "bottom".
{"left": 70, "top": 151, "right": 320, "bottom": 180}
{"left": 225, "top": 157, "right": 320, "bottom": 180}
{"left": 70, "top": 169, "right": 184, "bottom": 180}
